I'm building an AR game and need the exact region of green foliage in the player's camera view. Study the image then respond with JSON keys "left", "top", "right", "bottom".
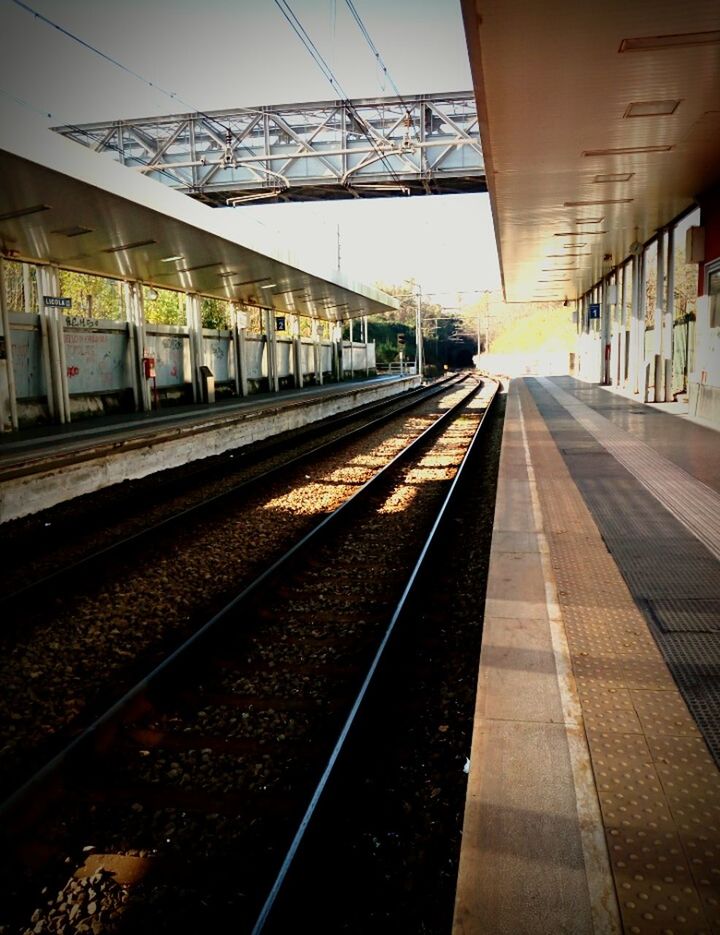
{"left": 3, "top": 261, "right": 31, "bottom": 311}
{"left": 201, "top": 297, "right": 230, "bottom": 329}
{"left": 369, "top": 280, "right": 474, "bottom": 367}
{"left": 58, "top": 270, "right": 124, "bottom": 320}
{"left": 143, "top": 287, "right": 184, "bottom": 325}
{"left": 489, "top": 305, "right": 575, "bottom": 354}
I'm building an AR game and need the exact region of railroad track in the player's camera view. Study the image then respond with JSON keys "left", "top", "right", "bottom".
{"left": 0, "top": 374, "right": 472, "bottom": 803}
{"left": 1, "top": 375, "right": 462, "bottom": 610}
{"left": 2, "top": 376, "right": 498, "bottom": 935}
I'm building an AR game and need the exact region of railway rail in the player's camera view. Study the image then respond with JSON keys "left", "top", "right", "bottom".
{"left": 2, "top": 375, "right": 499, "bottom": 934}
{"left": 0, "top": 376, "right": 467, "bottom": 799}
{"left": 0, "top": 375, "right": 462, "bottom": 609}
{"left": 0, "top": 375, "right": 462, "bottom": 616}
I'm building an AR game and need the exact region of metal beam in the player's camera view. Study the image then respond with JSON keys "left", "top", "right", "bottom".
{"left": 53, "top": 92, "right": 485, "bottom": 206}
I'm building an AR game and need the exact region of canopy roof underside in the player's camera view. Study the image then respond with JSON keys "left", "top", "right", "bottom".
{"left": 0, "top": 109, "right": 397, "bottom": 321}
{"left": 461, "top": 0, "right": 720, "bottom": 302}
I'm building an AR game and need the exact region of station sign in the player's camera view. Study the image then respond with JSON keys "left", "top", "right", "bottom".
{"left": 588, "top": 303, "right": 600, "bottom": 319}
{"left": 275, "top": 316, "right": 286, "bottom": 332}
{"left": 43, "top": 296, "right": 72, "bottom": 308}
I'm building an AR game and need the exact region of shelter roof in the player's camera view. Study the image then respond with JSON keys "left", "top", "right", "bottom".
{"left": 461, "top": 0, "right": 720, "bottom": 301}
{"left": 0, "top": 105, "right": 398, "bottom": 321}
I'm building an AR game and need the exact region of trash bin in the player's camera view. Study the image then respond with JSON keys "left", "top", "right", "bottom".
{"left": 198, "top": 365, "right": 215, "bottom": 404}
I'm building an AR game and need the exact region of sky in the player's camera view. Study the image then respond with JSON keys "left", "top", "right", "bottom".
{"left": 0, "top": 0, "right": 501, "bottom": 304}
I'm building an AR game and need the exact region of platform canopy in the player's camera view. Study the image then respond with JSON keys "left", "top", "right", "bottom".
{"left": 461, "top": 0, "right": 720, "bottom": 302}
{"left": 0, "top": 106, "right": 398, "bottom": 321}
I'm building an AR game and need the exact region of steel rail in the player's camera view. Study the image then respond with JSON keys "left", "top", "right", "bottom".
{"left": 0, "top": 375, "right": 482, "bottom": 826}
{"left": 250, "top": 379, "right": 499, "bottom": 932}
{"left": 1, "top": 375, "right": 463, "bottom": 613}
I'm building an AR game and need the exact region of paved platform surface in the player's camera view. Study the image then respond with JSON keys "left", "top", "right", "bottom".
{"left": 0, "top": 373, "right": 421, "bottom": 522}
{"left": 454, "top": 377, "right": 720, "bottom": 935}
{"left": 0, "top": 374, "right": 413, "bottom": 477}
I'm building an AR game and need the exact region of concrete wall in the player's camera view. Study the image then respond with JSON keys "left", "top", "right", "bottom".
{"left": 0, "top": 374, "right": 420, "bottom": 523}
{"left": 6, "top": 312, "right": 375, "bottom": 424}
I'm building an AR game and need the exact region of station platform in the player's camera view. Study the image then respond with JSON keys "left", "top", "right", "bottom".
{"left": 454, "top": 376, "right": 720, "bottom": 935}
{"left": 0, "top": 373, "right": 419, "bottom": 523}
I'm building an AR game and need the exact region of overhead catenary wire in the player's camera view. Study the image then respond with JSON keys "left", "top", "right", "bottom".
{"left": 343, "top": 0, "right": 401, "bottom": 102}
{"left": 8, "top": 0, "right": 286, "bottom": 190}
{"left": 272, "top": 0, "right": 407, "bottom": 190}
{"left": 342, "top": 0, "right": 417, "bottom": 137}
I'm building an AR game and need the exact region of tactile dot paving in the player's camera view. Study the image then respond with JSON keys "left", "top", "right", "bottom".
{"left": 574, "top": 654, "right": 677, "bottom": 692}
{"left": 564, "top": 619, "right": 660, "bottom": 658}
{"left": 578, "top": 685, "right": 643, "bottom": 735}
{"left": 629, "top": 691, "right": 703, "bottom": 738}
{"left": 518, "top": 383, "right": 720, "bottom": 933}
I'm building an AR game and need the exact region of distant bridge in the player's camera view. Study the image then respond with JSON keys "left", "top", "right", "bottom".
{"left": 54, "top": 91, "right": 484, "bottom": 206}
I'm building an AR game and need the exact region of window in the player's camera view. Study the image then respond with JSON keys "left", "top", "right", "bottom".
{"left": 707, "top": 262, "right": 720, "bottom": 329}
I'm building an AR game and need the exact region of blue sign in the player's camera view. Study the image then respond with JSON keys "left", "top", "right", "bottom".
{"left": 43, "top": 296, "right": 72, "bottom": 308}
{"left": 275, "top": 316, "right": 286, "bottom": 332}
{"left": 588, "top": 303, "right": 600, "bottom": 319}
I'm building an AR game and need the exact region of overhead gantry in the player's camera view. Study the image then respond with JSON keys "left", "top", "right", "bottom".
{"left": 53, "top": 92, "right": 485, "bottom": 205}
{"left": 0, "top": 104, "right": 399, "bottom": 430}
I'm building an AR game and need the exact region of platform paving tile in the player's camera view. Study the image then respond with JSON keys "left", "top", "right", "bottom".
{"left": 493, "top": 480, "right": 538, "bottom": 532}
{"left": 517, "top": 380, "right": 720, "bottom": 934}
{"left": 563, "top": 618, "right": 658, "bottom": 658}
{"left": 629, "top": 691, "right": 703, "bottom": 738}
{"left": 490, "top": 530, "right": 542, "bottom": 554}
{"left": 475, "top": 615, "right": 564, "bottom": 724}
{"left": 578, "top": 687, "right": 643, "bottom": 735}
{"left": 484, "top": 550, "right": 548, "bottom": 603}
{"left": 453, "top": 721, "right": 596, "bottom": 935}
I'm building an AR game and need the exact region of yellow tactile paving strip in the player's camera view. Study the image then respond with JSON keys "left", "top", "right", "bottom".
{"left": 519, "top": 380, "right": 720, "bottom": 935}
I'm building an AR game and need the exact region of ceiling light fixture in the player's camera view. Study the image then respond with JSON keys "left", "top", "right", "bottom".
{"left": 0, "top": 204, "right": 51, "bottom": 222}
{"left": 619, "top": 30, "right": 720, "bottom": 52}
{"left": 594, "top": 173, "right": 634, "bottom": 183}
{"left": 260, "top": 283, "right": 277, "bottom": 290}
{"left": 177, "top": 261, "right": 223, "bottom": 272}
{"left": 51, "top": 225, "right": 93, "bottom": 238}
{"left": 103, "top": 239, "right": 157, "bottom": 253}
{"left": 160, "top": 255, "right": 184, "bottom": 263}
{"left": 583, "top": 145, "right": 672, "bottom": 156}
{"left": 556, "top": 231, "right": 607, "bottom": 236}
{"left": 624, "top": 100, "right": 680, "bottom": 117}
{"left": 564, "top": 199, "right": 632, "bottom": 207}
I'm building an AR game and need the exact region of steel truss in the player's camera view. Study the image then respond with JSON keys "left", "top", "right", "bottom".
{"left": 54, "top": 92, "right": 484, "bottom": 206}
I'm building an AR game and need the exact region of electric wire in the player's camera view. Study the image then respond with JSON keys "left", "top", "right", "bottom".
{"left": 0, "top": 86, "right": 52, "bottom": 119}
{"left": 343, "top": 0, "right": 402, "bottom": 101}
{"left": 10, "top": 0, "right": 410, "bottom": 200}
{"left": 272, "top": 0, "right": 407, "bottom": 191}
{"left": 8, "top": 0, "right": 286, "bottom": 194}
{"left": 342, "top": 0, "right": 418, "bottom": 140}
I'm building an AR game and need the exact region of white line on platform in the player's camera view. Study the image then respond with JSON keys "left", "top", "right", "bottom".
{"left": 519, "top": 393, "right": 621, "bottom": 935}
